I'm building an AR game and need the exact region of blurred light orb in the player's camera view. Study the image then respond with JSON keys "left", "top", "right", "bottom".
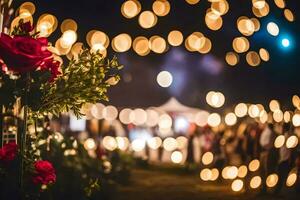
{"left": 286, "top": 173, "right": 297, "bottom": 187}
{"left": 131, "top": 139, "right": 146, "bottom": 152}
{"left": 225, "top": 52, "right": 239, "bottom": 66}
{"left": 273, "top": 110, "right": 283, "bottom": 123}
{"left": 238, "top": 165, "right": 248, "bottom": 178}
{"left": 200, "top": 168, "right": 212, "bottom": 181}
{"left": 211, "top": 168, "right": 219, "bottom": 181}
{"left": 19, "top": 2, "right": 36, "bottom": 15}
{"left": 248, "top": 104, "right": 260, "bottom": 118}
{"left": 60, "top": 19, "right": 77, "bottom": 32}
{"left": 149, "top": 36, "right": 167, "bottom": 54}
{"left": 250, "top": 176, "right": 262, "bottom": 189}
{"left": 112, "top": 33, "right": 132, "bottom": 52}
{"left": 163, "top": 137, "right": 178, "bottom": 151}
{"left": 119, "top": 108, "right": 133, "bottom": 124}
{"left": 267, "top": 22, "right": 279, "bottom": 36}
{"left": 222, "top": 166, "right": 230, "bottom": 179}
{"left": 266, "top": 174, "right": 279, "bottom": 188}
{"left": 168, "top": 30, "right": 184, "bottom": 46}
{"left": 91, "top": 103, "right": 105, "bottom": 119}
{"left": 157, "top": 71, "right": 173, "bottom": 88}
{"left": 147, "top": 137, "right": 162, "bottom": 150}
{"left": 235, "top": 103, "right": 248, "bottom": 118}
{"left": 232, "top": 37, "right": 250, "bottom": 53}
{"left": 227, "top": 166, "right": 239, "bottom": 180}
{"left": 202, "top": 152, "right": 214, "bottom": 165}
{"left": 231, "top": 179, "right": 244, "bottom": 192}
{"left": 185, "top": 32, "right": 205, "bottom": 52}
{"left": 249, "top": 159, "right": 260, "bottom": 172}
{"left": 284, "top": 9, "right": 295, "bottom": 22}
{"left": 237, "top": 17, "right": 255, "bottom": 36}
{"left": 84, "top": 138, "right": 96, "bottom": 151}
{"left": 116, "top": 137, "right": 130, "bottom": 151}
{"left": 121, "top": 0, "right": 141, "bottom": 18}
{"left": 152, "top": 0, "right": 171, "bottom": 17}
{"left": 138, "top": 11, "right": 157, "bottom": 29}
{"left": 103, "top": 106, "right": 118, "bottom": 121}
{"left": 259, "top": 48, "right": 270, "bottom": 61}
{"left": 60, "top": 30, "right": 77, "bottom": 48}
{"left": 274, "top": 0, "right": 286, "bottom": 9}
{"left": 293, "top": 114, "right": 300, "bottom": 127}
{"left": 252, "top": 0, "right": 266, "bottom": 9}
{"left": 102, "top": 136, "right": 118, "bottom": 151}
{"left": 284, "top": 111, "right": 291, "bottom": 123}
{"left": 225, "top": 113, "right": 237, "bottom": 126}
{"left": 269, "top": 100, "right": 280, "bottom": 112}
{"left": 246, "top": 51, "right": 261, "bottom": 67}
{"left": 286, "top": 136, "right": 298, "bottom": 149}
{"left": 133, "top": 36, "right": 151, "bottom": 56}
{"left": 207, "top": 113, "right": 221, "bottom": 127}
{"left": 185, "top": 0, "right": 200, "bottom": 5}
{"left": 171, "top": 151, "right": 183, "bottom": 164}
{"left": 281, "top": 38, "right": 290, "bottom": 48}
{"left": 260, "top": 110, "right": 269, "bottom": 124}
{"left": 176, "top": 136, "right": 188, "bottom": 150}
{"left": 274, "top": 135, "right": 285, "bottom": 148}
{"left": 195, "top": 111, "right": 210, "bottom": 127}
{"left": 206, "top": 91, "right": 225, "bottom": 108}
{"left": 131, "top": 108, "right": 147, "bottom": 126}
{"left": 145, "top": 109, "right": 159, "bottom": 127}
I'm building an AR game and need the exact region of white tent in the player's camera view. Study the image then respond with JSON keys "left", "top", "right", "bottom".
{"left": 154, "top": 97, "right": 201, "bottom": 114}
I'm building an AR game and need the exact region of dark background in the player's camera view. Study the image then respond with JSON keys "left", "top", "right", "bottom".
{"left": 13, "top": 0, "right": 300, "bottom": 111}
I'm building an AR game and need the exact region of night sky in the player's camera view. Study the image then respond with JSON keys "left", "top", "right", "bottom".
{"left": 14, "top": 0, "right": 300, "bottom": 111}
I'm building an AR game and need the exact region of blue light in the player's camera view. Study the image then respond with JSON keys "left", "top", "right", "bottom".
{"left": 281, "top": 38, "right": 290, "bottom": 48}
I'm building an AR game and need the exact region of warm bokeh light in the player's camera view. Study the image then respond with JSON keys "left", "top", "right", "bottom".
{"left": 206, "top": 91, "right": 225, "bottom": 108}
{"left": 171, "top": 151, "right": 183, "bottom": 164}
{"left": 210, "top": 168, "right": 219, "bottom": 181}
{"left": 119, "top": 108, "right": 133, "bottom": 124}
{"left": 202, "top": 152, "right": 214, "bottom": 165}
{"left": 168, "top": 30, "right": 183, "bottom": 47}
{"left": 200, "top": 168, "right": 212, "bottom": 181}
{"left": 149, "top": 36, "right": 167, "bottom": 54}
{"left": 232, "top": 37, "right": 249, "bottom": 53}
{"left": 266, "top": 174, "right": 279, "bottom": 188}
{"left": 121, "top": 0, "right": 141, "bottom": 19}
{"left": 250, "top": 176, "right": 262, "bottom": 189}
{"left": 286, "top": 135, "right": 298, "bottom": 149}
{"left": 274, "top": 135, "right": 285, "bottom": 148}
{"left": 157, "top": 71, "right": 173, "bottom": 88}
{"left": 102, "top": 136, "right": 118, "bottom": 151}
{"left": 147, "top": 137, "right": 162, "bottom": 150}
{"left": 225, "top": 113, "right": 237, "bottom": 126}
{"left": 103, "top": 105, "right": 118, "bottom": 121}
{"left": 292, "top": 114, "right": 300, "bottom": 127}
{"left": 248, "top": 104, "right": 260, "bottom": 118}
{"left": 133, "top": 36, "right": 151, "bottom": 56}
{"left": 286, "top": 173, "right": 297, "bottom": 187}
{"left": 138, "top": 11, "right": 158, "bottom": 29}
{"left": 269, "top": 100, "right": 280, "bottom": 112}
{"left": 235, "top": 103, "right": 248, "bottom": 118}
{"left": 246, "top": 51, "right": 261, "bottom": 67}
{"left": 227, "top": 166, "right": 238, "bottom": 180}
{"left": 84, "top": 138, "right": 96, "bottom": 151}
{"left": 112, "top": 33, "right": 132, "bottom": 52}
{"left": 231, "top": 179, "right": 244, "bottom": 192}
{"left": 267, "top": 22, "right": 279, "bottom": 36}
{"left": 225, "top": 52, "right": 239, "bottom": 66}
{"left": 248, "top": 159, "right": 260, "bottom": 172}
{"left": 116, "top": 137, "right": 130, "bottom": 151}
{"left": 130, "top": 108, "right": 147, "bottom": 126}
{"left": 152, "top": 0, "right": 170, "bottom": 17}
{"left": 146, "top": 109, "right": 159, "bottom": 127}
{"left": 207, "top": 113, "right": 221, "bottom": 127}
{"left": 91, "top": 103, "right": 105, "bottom": 119}
{"left": 273, "top": 110, "right": 283, "bottom": 122}
{"left": 237, "top": 165, "right": 248, "bottom": 178}
{"left": 163, "top": 137, "right": 178, "bottom": 151}
{"left": 195, "top": 111, "right": 210, "bottom": 127}
{"left": 131, "top": 139, "right": 146, "bottom": 152}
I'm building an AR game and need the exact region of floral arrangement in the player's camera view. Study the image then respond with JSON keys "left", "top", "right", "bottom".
{"left": 0, "top": 1, "right": 122, "bottom": 199}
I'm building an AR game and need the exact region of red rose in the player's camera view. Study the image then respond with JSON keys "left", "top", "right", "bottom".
{"left": 0, "top": 33, "right": 52, "bottom": 73}
{"left": 41, "top": 58, "right": 61, "bottom": 82}
{"left": 0, "top": 142, "right": 18, "bottom": 162}
{"left": 32, "top": 160, "right": 56, "bottom": 185}
{"left": 20, "top": 21, "right": 34, "bottom": 33}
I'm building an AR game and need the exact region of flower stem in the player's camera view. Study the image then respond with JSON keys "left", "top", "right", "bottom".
{"left": 18, "top": 72, "right": 30, "bottom": 198}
